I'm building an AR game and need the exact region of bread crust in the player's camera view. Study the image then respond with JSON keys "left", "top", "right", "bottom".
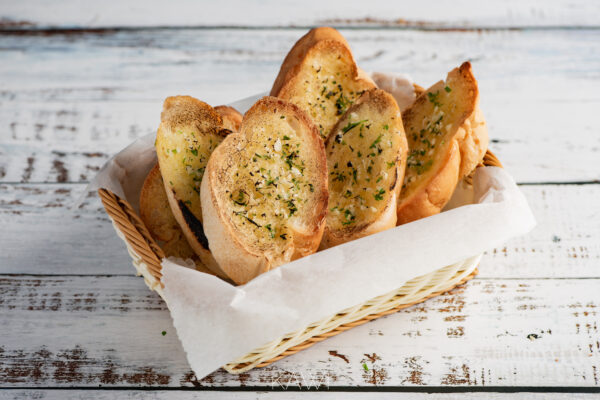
{"left": 163, "top": 186, "right": 231, "bottom": 279}
{"left": 271, "top": 27, "right": 352, "bottom": 97}
{"left": 396, "top": 140, "right": 460, "bottom": 225}
{"left": 155, "top": 95, "right": 236, "bottom": 279}
{"left": 442, "top": 62, "right": 488, "bottom": 178}
{"left": 202, "top": 96, "right": 328, "bottom": 284}
{"left": 271, "top": 27, "right": 376, "bottom": 138}
{"left": 139, "top": 164, "right": 217, "bottom": 276}
{"left": 215, "top": 105, "right": 243, "bottom": 132}
{"left": 396, "top": 62, "right": 488, "bottom": 225}
{"left": 140, "top": 164, "right": 179, "bottom": 243}
{"left": 320, "top": 89, "right": 407, "bottom": 249}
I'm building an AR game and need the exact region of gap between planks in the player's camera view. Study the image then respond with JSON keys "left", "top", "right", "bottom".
{"left": 1, "top": 183, "right": 598, "bottom": 278}
{"left": 2, "top": 390, "right": 600, "bottom": 399}
{"left": 1, "top": 29, "right": 599, "bottom": 184}
{"left": 1, "top": 0, "right": 600, "bottom": 29}
{"left": 1, "top": 276, "right": 599, "bottom": 387}
{"left": 3, "top": 26, "right": 600, "bottom": 35}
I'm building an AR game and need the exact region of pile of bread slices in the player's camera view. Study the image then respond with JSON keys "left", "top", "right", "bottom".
{"left": 139, "top": 27, "right": 489, "bottom": 285}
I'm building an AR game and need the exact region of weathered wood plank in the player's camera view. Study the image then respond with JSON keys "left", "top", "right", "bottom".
{"left": 0, "top": 390, "right": 598, "bottom": 399}
{"left": 1, "top": 0, "right": 599, "bottom": 29}
{"left": 1, "top": 183, "right": 598, "bottom": 278}
{"left": 477, "top": 184, "right": 600, "bottom": 278}
{"left": 0, "top": 183, "right": 130, "bottom": 274}
{"left": 1, "top": 29, "right": 599, "bottom": 183}
{"left": 1, "top": 275, "right": 598, "bottom": 387}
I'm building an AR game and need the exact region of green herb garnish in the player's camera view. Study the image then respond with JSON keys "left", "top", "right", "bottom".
{"left": 427, "top": 91, "right": 441, "bottom": 107}
{"left": 342, "top": 119, "right": 367, "bottom": 134}
{"left": 342, "top": 209, "right": 356, "bottom": 225}
{"left": 287, "top": 200, "right": 298, "bottom": 217}
{"left": 369, "top": 134, "right": 383, "bottom": 149}
{"left": 265, "top": 224, "right": 275, "bottom": 239}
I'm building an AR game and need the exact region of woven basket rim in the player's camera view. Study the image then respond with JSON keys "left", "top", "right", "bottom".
{"left": 98, "top": 149, "right": 502, "bottom": 373}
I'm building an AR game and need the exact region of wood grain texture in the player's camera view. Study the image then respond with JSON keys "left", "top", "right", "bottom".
{"left": 1, "top": 0, "right": 600, "bottom": 29}
{"left": 1, "top": 391, "right": 598, "bottom": 399}
{"left": 1, "top": 275, "right": 599, "bottom": 388}
{"left": 1, "top": 183, "right": 598, "bottom": 278}
{"left": 1, "top": 7, "right": 598, "bottom": 393}
{"left": 1, "top": 29, "right": 599, "bottom": 183}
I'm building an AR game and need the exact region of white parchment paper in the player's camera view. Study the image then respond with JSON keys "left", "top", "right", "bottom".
{"left": 87, "top": 73, "right": 536, "bottom": 379}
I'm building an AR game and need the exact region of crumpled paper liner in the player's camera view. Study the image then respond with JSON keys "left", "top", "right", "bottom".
{"left": 87, "top": 72, "right": 536, "bottom": 379}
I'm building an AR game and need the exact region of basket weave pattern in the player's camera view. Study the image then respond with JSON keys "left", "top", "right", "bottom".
{"left": 98, "top": 150, "right": 501, "bottom": 374}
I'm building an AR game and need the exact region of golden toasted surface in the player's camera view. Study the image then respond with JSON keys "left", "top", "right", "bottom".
{"left": 325, "top": 89, "right": 406, "bottom": 237}
{"left": 215, "top": 105, "right": 243, "bottom": 132}
{"left": 272, "top": 27, "right": 376, "bottom": 139}
{"left": 140, "top": 164, "right": 180, "bottom": 243}
{"left": 271, "top": 27, "right": 351, "bottom": 97}
{"left": 202, "top": 96, "right": 328, "bottom": 284}
{"left": 154, "top": 96, "right": 244, "bottom": 279}
{"left": 397, "top": 62, "right": 488, "bottom": 224}
{"left": 156, "top": 96, "right": 229, "bottom": 223}
{"left": 139, "top": 164, "right": 202, "bottom": 265}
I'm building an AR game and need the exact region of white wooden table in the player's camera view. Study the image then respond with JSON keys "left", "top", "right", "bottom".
{"left": 1, "top": 1, "right": 599, "bottom": 398}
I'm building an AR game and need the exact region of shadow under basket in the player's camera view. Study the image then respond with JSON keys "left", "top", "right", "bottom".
{"left": 98, "top": 150, "right": 502, "bottom": 374}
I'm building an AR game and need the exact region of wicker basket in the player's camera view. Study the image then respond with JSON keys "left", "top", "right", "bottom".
{"left": 99, "top": 150, "right": 502, "bottom": 374}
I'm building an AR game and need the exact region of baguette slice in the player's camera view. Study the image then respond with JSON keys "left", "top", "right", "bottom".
{"left": 139, "top": 164, "right": 214, "bottom": 274}
{"left": 140, "top": 163, "right": 181, "bottom": 244}
{"left": 155, "top": 96, "right": 241, "bottom": 278}
{"left": 321, "top": 89, "right": 407, "bottom": 249}
{"left": 201, "top": 97, "right": 329, "bottom": 285}
{"left": 215, "top": 105, "right": 243, "bottom": 132}
{"left": 271, "top": 27, "right": 376, "bottom": 139}
{"left": 397, "top": 62, "right": 488, "bottom": 224}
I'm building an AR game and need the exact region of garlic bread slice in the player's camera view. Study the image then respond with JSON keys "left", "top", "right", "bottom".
{"left": 271, "top": 27, "right": 376, "bottom": 139}
{"left": 139, "top": 164, "right": 214, "bottom": 275}
{"left": 201, "top": 97, "right": 328, "bottom": 285}
{"left": 215, "top": 105, "right": 242, "bottom": 132}
{"left": 397, "top": 62, "right": 488, "bottom": 224}
{"left": 140, "top": 163, "right": 182, "bottom": 244}
{"left": 155, "top": 96, "right": 235, "bottom": 278}
{"left": 321, "top": 89, "right": 407, "bottom": 249}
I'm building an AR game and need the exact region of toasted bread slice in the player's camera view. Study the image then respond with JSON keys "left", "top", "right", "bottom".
{"left": 155, "top": 96, "right": 235, "bottom": 278}
{"left": 397, "top": 62, "right": 488, "bottom": 224}
{"left": 139, "top": 164, "right": 214, "bottom": 275}
{"left": 321, "top": 89, "right": 407, "bottom": 249}
{"left": 271, "top": 27, "right": 376, "bottom": 139}
{"left": 215, "top": 105, "right": 243, "bottom": 132}
{"left": 140, "top": 163, "right": 181, "bottom": 243}
{"left": 201, "top": 97, "right": 329, "bottom": 284}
